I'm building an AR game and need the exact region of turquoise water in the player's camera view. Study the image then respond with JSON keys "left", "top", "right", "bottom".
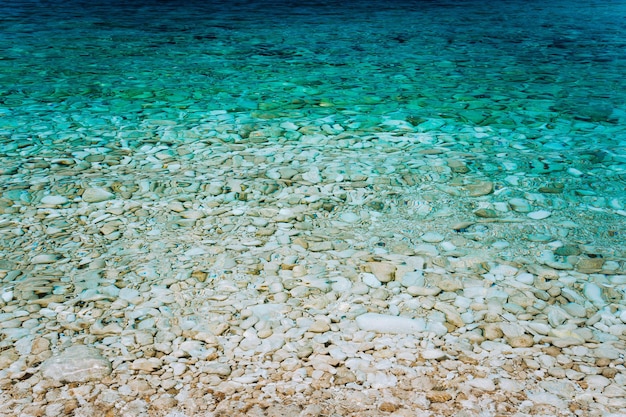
{"left": 2, "top": 0, "right": 625, "bottom": 247}
{"left": 2, "top": 0, "right": 626, "bottom": 127}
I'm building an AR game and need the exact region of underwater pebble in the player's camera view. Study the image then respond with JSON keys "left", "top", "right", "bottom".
{"left": 40, "top": 195, "right": 69, "bottom": 205}
{"left": 40, "top": 345, "right": 111, "bottom": 382}
{"left": 527, "top": 210, "right": 552, "bottom": 220}
{"left": 31, "top": 254, "right": 59, "bottom": 264}
{"left": 421, "top": 232, "right": 444, "bottom": 243}
{"left": 82, "top": 187, "right": 114, "bottom": 203}
{"left": 368, "top": 262, "right": 396, "bottom": 283}
{"left": 508, "top": 198, "right": 532, "bottom": 213}
{"left": 355, "top": 313, "right": 426, "bottom": 334}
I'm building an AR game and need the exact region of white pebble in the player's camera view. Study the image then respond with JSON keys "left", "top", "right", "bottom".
{"left": 41, "top": 195, "right": 69, "bottom": 205}
{"left": 527, "top": 210, "right": 552, "bottom": 220}
{"left": 468, "top": 378, "right": 496, "bottom": 391}
{"left": 1, "top": 290, "right": 13, "bottom": 303}
{"left": 516, "top": 273, "right": 535, "bottom": 285}
{"left": 440, "top": 241, "right": 456, "bottom": 251}
{"left": 361, "top": 273, "right": 382, "bottom": 288}
{"left": 508, "top": 198, "right": 532, "bottom": 212}
{"left": 339, "top": 212, "right": 359, "bottom": 223}
{"left": 567, "top": 168, "right": 584, "bottom": 177}
{"left": 355, "top": 313, "right": 426, "bottom": 334}
{"left": 421, "top": 349, "right": 446, "bottom": 360}
{"left": 421, "top": 232, "right": 444, "bottom": 243}
{"left": 31, "top": 254, "right": 59, "bottom": 264}
{"left": 583, "top": 282, "right": 606, "bottom": 308}
{"left": 82, "top": 187, "right": 114, "bottom": 203}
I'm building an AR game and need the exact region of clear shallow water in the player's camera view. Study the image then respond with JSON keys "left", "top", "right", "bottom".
{"left": 1, "top": 1, "right": 625, "bottom": 246}
{"left": 2, "top": 1, "right": 626, "bottom": 218}
{"left": 1, "top": 0, "right": 625, "bottom": 279}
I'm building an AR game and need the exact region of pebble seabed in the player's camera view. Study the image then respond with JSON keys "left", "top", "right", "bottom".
{"left": 2, "top": 1, "right": 626, "bottom": 416}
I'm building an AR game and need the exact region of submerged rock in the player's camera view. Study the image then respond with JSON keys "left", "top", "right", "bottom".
{"left": 40, "top": 345, "right": 111, "bottom": 383}
{"left": 355, "top": 313, "right": 426, "bottom": 334}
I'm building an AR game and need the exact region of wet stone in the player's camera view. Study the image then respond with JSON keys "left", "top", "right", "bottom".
{"left": 40, "top": 345, "right": 111, "bottom": 383}
{"left": 82, "top": 187, "right": 114, "bottom": 203}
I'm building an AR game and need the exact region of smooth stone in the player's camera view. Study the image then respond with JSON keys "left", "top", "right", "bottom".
{"left": 527, "top": 233, "right": 552, "bottom": 242}
{"left": 355, "top": 313, "right": 426, "bottom": 334}
{"left": 302, "top": 167, "right": 322, "bottom": 183}
{"left": 421, "top": 349, "right": 446, "bottom": 360}
{"left": 40, "top": 345, "right": 111, "bottom": 382}
{"left": 583, "top": 282, "right": 606, "bottom": 308}
{"left": 309, "top": 320, "right": 330, "bottom": 333}
{"left": 594, "top": 345, "right": 621, "bottom": 360}
{"left": 527, "top": 210, "right": 552, "bottom": 220}
{"left": 31, "top": 254, "right": 59, "bottom": 264}
{"left": 527, "top": 392, "right": 566, "bottom": 409}
{"left": 555, "top": 245, "right": 581, "bottom": 256}
{"left": 40, "top": 195, "right": 69, "bottom": 205}
{"left": 507, "top": 334, "right": 535, "bottom": 348}
{"left": 413, "top": 244, "right": 439, "bottom": 256}
{"left": 466, "top": 181, "right": 494, "bottom": 197}
{"left": 508, "top": 198, "right": 532, "bottom": 213}
{"left": 576, "top": 258, "right": 605, "bottom": 273}
{"left": 468, "top": 378, "right": 496, "bottom": 391}
{"left": 425, "top": 391, "right": 452, "bottom": 403}
{"left": 499, "top": 323, "right": 526, "bottom": 338}
{"left": 362, "top": 273, "right": 382, "bottom": 288}
{"left": 400, "top": 271, "right": 424, "bottom": 287}
{"left": 546, "top": 306, "right": 572, "bottom": 327}
{"left": 82, "top": 187, "right": 114, "bottom": 203}
{"left": 330, "top": 276, "right": 352, "bottom": 293}
{"left": 406, "top": 286, "right": 441, "bottom": 296}
{"left": 492, "top": 240, "right": 510, "bottom": 249}
{"left": 130, "top": 358, "right": 162, "bottom": 372}
{"left": 561, "top": 303, "right": 587, "bottom": 318}
{"left": 421, "top": 232, "right": 444, "bottom": 243}
{"left": 474, "top": 208, "right": 498, "bottom": 218}
{"left": 368, "top": 262, "right": 396, "bottom": 283}
{"left": 339, "top": 212, "right": 360, "bottom": 223}
{"left": 440, "top": 241, "right": 456, "bottom": 251}
{"left": 515, "top": 273, "right": 535, "bottom": 285}
{"left": 585, "top": 375, "right": 611, "bottom": 389}
{"left": 434, "top": 302, "right": 465, "bottom": 328}
{"left": 499, "top": 378, "right": 524, "bottom": 393}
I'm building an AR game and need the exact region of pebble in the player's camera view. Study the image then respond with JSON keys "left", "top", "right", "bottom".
{"left": 527, "top": 210, "right": 552, "bottom": 220}
{"left": 31, "top": 254, "right": 59, "bottom": 264}
{"left": 362, "top": 273, "right": 383, "bottom": 288}
{"left": 421, "top": 349, "right": 446, "bottom": 360}
{"left": 583, "top": 282, "right": 607, "bottom": 308}
{"left": 421, "top": 232, "right": 444, "bottom": 243}
{"left": 82, "top": 187, "right": 114, "bottom": 203}
{"left": 355, "top": 313, "right": 426, "bottom": 334}
{"left": 40, "top": 345, "right": 111, "bottom": 382}
{"left": 40, "top": 195, "right": 69, "bottom": 205}
{"left": 508, "top": 198, "right": 532, "bottom": 212}
{"left": 367, "top": 262, "right": 396, "bottom": 283}
{"left": 339, "top": 212, "right": 360, "bottom": 223}
{"left": 309, "top": 319, "right": 331, "bottom": 333}
{"left": 130, "top": 358, "right": 162, "bottom": 372}
{"left": 400, "top": 271, "right": 424, "bottom": 287}
{"left": 594, "top": 344, "right": 621, "bottom": 360}
{"left": 468, "top": 378, "right": 496, "bottom": 391}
